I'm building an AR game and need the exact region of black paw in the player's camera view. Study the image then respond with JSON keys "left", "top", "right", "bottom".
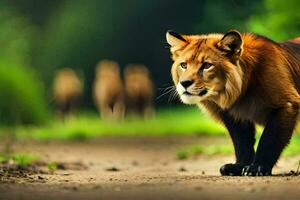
{"left": 242, "top": 165, "right": 272, "bottom": 176}
{"left": 220, "top": 163, "right": 245, "bottom": 176}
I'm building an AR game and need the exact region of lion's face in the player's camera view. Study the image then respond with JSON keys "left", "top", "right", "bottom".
{"left": 166, "top": 30, "right": 244, "bottom": 109}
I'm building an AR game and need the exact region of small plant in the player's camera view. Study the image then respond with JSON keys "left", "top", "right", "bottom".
{"left": 177, "top": 149, "right": 189, "bottom": 160}
{"left": 12, "top": 154, "right": 39, "bottom": 167}
{"left": 0, "top": 153, "right": 39, "bottom": 167}
{"left": 48, "top": 161, "right": 58, "bottom": 174}
{"left": 0, "top": 155, "right": 6, "bottom": 163}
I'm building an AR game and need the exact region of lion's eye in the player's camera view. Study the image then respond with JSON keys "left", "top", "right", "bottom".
{"left": 202, "top": 62, "right": 212, "bottom": 70}
{"left": 180, "top": 62, "right": 187, "bottom": 69}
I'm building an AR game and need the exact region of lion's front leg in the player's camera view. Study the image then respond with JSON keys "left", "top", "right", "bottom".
{"left": 219, "top": 112, "right": 256, "bottom": 176}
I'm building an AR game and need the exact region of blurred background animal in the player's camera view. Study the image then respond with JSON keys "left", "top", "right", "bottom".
{"left": 53, "top": 68, "right": 83, "bottom": 117}
{"left": 93, "top": 60, "right": 125, "bottom": 120}
{"left": 124, "top": 64, "right": 155, "bottom": 118}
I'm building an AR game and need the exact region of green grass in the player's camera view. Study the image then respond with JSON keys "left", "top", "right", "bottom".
{"left": 177, "top": 144, "right": 233, "bottom": 160}
{"left": 1, "top": 106, "right": 300, "bottom": 157}
{"left": 0, "top": 153, "right": 39, "bottom": 167}
{"left": 176, "top": 134, "right": 300, "bottom": 159}
{"left": 8, "top": 107, "right": 226, "bottom": 140}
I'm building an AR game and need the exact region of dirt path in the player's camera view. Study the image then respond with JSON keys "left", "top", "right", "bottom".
{"left": 1, "top": 136, "right": 300, "bottom": 200}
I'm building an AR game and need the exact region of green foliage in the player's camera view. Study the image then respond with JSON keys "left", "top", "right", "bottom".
{"left": 196, "top": 0, "right": 260, "bottom": 33}
{"left": 14, "top": 107, "right": 225, "bottom": 140}
{"left": 12, "top": 154, "right": 39, "bottom": 167}
{"left": 0, "top": 65, "right": 49, "bottom": 125}
{"left": 0, "top": 153, "right": 39, "bottom": 167}
{"left": 15, "top": 108, "right": 300, "bottom": 145}
{"left": 0, "top": 7, "right": 36, "bottom": 66}
{"left": 0, "top": 8, "right": 49, "bottom": 125}
{"left": 248, "top": 0, "right": 300, "bottom": 40}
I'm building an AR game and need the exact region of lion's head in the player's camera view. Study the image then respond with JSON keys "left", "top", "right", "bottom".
{"left": 166, "top": 30, "right": 244, "bottom": 109}
{"left": 95, "top": 60, "right": 121, "bottom": 80}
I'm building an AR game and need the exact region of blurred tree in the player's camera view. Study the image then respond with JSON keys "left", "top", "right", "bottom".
{"left": 0, "top": 65, "right": 49, "bottom": 125}
{"left": 0, "top": 6, "right": 36, "bottom": 68}
{"left": 248, "top": 0, "right": 300, "bottom": 41}
{"left": 0, "top": 5, "right": 49, "bottom": 125}
{"left": 196, "top": 0, "right": 260, "bottom": 33}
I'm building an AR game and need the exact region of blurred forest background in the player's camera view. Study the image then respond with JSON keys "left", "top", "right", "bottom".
{"left": 0, "top": 0, "right": 299, "bottom": 128}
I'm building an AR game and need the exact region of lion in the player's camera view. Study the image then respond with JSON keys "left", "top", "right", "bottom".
{"left": 124, "top": 64, "right": 154, "bottom": 118}
{"left": 93, "top": 60, "right": 124, "bottom": 120}
{"left": 53, "top": 68, "right": 82, "bottom": 117}
{"left": 166, "top": 30, "right": 300, "bottom": 176}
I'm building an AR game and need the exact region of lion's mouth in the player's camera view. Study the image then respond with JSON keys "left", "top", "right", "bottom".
{"left": 183, "top": 88, "right": 208, "bottom": 96}
{"left": 183, "top": 91, "right": 193, "bottom": 96}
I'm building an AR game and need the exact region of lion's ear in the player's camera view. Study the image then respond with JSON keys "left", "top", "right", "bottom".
{"left": 166, "top": 30, "right": 188, "bottom": 47}
{"left": 217, "top": 30, "right": 242, "bottom": 55}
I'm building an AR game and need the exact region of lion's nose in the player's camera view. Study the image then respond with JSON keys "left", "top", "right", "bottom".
{"left": 180, "top": 79, "right": 194, "bottom": 88}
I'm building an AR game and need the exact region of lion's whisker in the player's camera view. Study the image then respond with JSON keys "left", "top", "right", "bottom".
{"left": 156, "top": 87, "right": 175, "bottom": 100}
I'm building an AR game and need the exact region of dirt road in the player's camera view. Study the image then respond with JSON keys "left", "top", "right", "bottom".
{"left": 1, "top": 136, "right": 300, "bottom": 200}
